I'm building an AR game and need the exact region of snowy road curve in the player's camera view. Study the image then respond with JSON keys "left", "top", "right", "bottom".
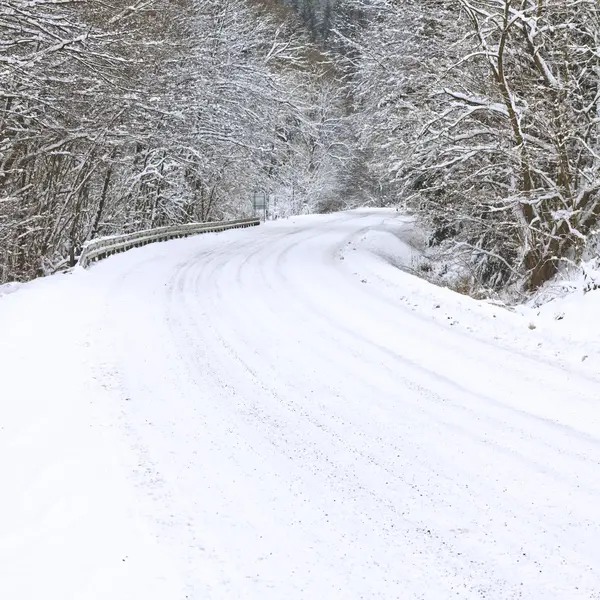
{"left": 2, "top": 210, "right": 600, "bottom": 599}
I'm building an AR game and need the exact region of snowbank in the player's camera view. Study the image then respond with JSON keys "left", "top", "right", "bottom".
{"left": 517, "top": 285, "right": 600, "bottom": 361}
{"left": 0, "top": 282, "right": 22, "bottom": 298}
{"left": 0, "top": 273, "right": 185, "bottom": 600}
{"left": 338, "top": 210, "right": 422, "bottom": 272}
{"left": 339, "top": 210, "right": 600, "bottom": 380}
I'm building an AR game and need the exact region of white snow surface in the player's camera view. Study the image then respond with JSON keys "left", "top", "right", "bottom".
{"left": 0, "top": 282, "right": 22, "bottom": 298}
{"left": 2, "top": 209, "right": 600, "bottom": 599}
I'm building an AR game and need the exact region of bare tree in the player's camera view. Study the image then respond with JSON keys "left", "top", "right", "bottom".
{"left": 340, "top": 0, "right": 600, "bottom": 290}
{"left": 0, "top": 0, "right": 340, "bottom": 282}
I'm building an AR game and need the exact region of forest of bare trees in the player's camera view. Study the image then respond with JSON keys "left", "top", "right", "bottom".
{"left": 335, "top": 0, "right": 600, "bottom": 291}
{"left": 2, "top": 0, "right": 600, "bottom": 294}
{"left": 0, "top": 0, "right": 347, "bottom": 282}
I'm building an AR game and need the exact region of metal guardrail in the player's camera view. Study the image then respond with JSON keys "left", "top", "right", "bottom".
{"left": 78, "top": 218, "right": 260, "bottom": 268}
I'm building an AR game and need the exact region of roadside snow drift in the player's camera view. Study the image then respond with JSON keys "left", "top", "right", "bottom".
{"left": 2, "top": 209, "right": 600, "bottom": 600}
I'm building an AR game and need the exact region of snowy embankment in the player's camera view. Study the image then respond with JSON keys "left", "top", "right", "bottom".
{"left": 516, "top": 267, "right": 600, "bottom": 367}
{"left": 2, "top": 209, "right": 600, "bottom": 600}
{"left": 0, "top": 282, "right": 21, "bottom": 298}
{"left": 0, "top": 273, "right": 185, "bottom": 598}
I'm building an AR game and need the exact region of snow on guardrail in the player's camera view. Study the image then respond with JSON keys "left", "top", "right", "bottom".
{"left": 78, "top": 218, "right": 260, "bottom": 268}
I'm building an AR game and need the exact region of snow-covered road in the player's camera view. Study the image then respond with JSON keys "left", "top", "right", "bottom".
{"left": 2, "top": 210, "right": 600, "bottom": 599}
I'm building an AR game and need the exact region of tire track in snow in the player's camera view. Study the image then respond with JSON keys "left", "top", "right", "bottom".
{"left": 89, "top": 211, "right": 600, "bottom": 599}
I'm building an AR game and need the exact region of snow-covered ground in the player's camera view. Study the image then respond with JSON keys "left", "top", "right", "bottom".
{"left": 2, "top": 209, "right": 600, "bottom": 599}
{"left": 515, "top": 262, "right": 600, "bottom": 366}
{"left": 0, "top": 282, "right": 21, "bottom": 298}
